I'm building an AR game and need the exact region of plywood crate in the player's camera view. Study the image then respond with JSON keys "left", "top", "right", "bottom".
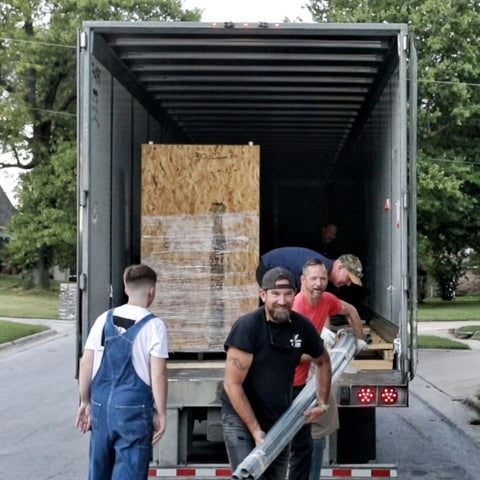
{"left": 141, "top": 144, "right": 260, "bottom": 352}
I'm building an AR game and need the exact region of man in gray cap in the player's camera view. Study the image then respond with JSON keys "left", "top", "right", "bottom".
{"left": 221, "top": 267, "right": 332, "bottom": 480}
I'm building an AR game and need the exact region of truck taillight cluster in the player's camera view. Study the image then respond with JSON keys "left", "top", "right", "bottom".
{"left": 340, "top": 385, "right": 407, "bottom": 407}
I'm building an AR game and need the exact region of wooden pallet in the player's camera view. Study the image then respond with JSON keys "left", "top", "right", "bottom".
{"left": 350, "top": 359, "right": 393, "bottom": 370}
{"left": 363, "top": 327, "right": 394, "bottom": 361}
{"left": 338, "top": 324, "right": 395, "bottom": 370}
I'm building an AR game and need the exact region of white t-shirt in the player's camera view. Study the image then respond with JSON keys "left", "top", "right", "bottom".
{"left": 84, "top": 304, "right": 169, "bottom": 385}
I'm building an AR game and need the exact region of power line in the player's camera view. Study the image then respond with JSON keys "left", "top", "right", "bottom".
{"left": 3, "top": 106, "right": 76, "bottom": 117}
{"left": 428, "top": 158, "right": 480, "bottom": 167}
{"left": 0, "top": 36, "right": 75, "bottom": 49}
{"left": 30, "top": 107, "right": 76, "bottom": 118}
{"left": 418, "top": 79, "right": 480, "bottom": 88}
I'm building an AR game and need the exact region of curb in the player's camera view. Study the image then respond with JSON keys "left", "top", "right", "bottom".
{"left": 0, "top": 328, "right": 57, "bottom": 351}
{"left": 464, "top": 395, "right": 480, "bottom": 416}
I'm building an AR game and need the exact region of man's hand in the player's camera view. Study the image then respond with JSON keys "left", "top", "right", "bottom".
{"left": 356, "top": 338, "right": 368, "bottom": 353}
{"left": 303, "top": 404, "right": 329, "bottom": 423}
{"left": 252, "top": 429, "right": 266, "bottom": 446}
{"left": 152, "top": 412, "right": 166, "bottom": 445}
{"left": 77, "top": 349, "right": 94, "bottom": 434}
{"left": 75, "top": 403, "right": 91, "bottom": 433}
{"left": 320, "top": 327, "right": 336, "bottom": 349}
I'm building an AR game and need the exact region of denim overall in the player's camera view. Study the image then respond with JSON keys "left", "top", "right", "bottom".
{"left": 89, "top": 309, "right": 156, "bottom": 480}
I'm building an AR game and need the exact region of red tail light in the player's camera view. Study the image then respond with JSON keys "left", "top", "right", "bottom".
{"left": 356, "top": 386, "right": 376, "bottom": 405}
{"left": 380, "top": 387, "right": 398, "bottom": 405}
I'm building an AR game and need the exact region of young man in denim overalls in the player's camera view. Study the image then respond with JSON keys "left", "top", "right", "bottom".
{"left": 76, "top": 264, "right": 168, "bottom": 480}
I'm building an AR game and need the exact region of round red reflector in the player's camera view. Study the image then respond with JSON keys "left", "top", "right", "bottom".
{"left": 356, "top": 386, "right": 375, "bottom": 405}
{"left": 380, "top": 387, "right": 398, "bottom": 405}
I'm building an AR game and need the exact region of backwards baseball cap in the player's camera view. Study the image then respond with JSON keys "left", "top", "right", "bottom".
{"left": 338, "top": 254, "right": 364, "bottom": 286}
{"left": 261, "top": 267, "right": 296, "bottom": 290}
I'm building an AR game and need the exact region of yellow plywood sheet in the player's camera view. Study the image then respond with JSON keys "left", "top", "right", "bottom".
{"left": 141, "top": 144, "right": 260, "bottom": 352}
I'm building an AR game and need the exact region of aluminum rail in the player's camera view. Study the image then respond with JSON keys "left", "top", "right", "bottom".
{"left": 231, "top": 331, "right": 357, "bottom": 480}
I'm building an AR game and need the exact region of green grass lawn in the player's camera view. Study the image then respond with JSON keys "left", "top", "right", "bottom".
{"left": 456, "top": 324, "right": 480, "bottom": 334}
{"left": 0, "top": 274, "right": 59, "bottom": 344}
{"left": 418, "top": 295, "right": 480, "bottom": 321}
{"left": 418, "top": 294, "right": 480, "bottom": 349}
{"left": 0, "top": 319, "right": 49, "bottom": 344}
{"left": 417, "top": 335, "right": 470, "bottom": 349}
{"left": 0, "top": 274, "right": 59, "bottom": 319}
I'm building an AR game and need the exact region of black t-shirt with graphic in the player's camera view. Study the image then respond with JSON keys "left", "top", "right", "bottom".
{"left": 221, "top": 307, "right": 324, "bottom": 430}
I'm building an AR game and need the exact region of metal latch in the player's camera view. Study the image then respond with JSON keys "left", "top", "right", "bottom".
{"left": 80, "top": 190, "right": 88, "bottom": 207}
{"left": 78, "top": 273, "right": 87, "bottom": 290}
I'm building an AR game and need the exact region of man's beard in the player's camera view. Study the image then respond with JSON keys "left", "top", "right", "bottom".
{"left": 309, "top": 288, "right": 324, "bottom": 300}
{"left": 267, "top": 306, "right": 291, "bottom": 323}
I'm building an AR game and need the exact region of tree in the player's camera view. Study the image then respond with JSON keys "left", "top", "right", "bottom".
{"left": 416, "top": 158, "right": 480, "bottom": 299}
{"left": 0, "top": 0, "right": 201, "bottom": 288}
{"left": 6, "top": 140, "right": 76, "bottom": 287}
{"left": 308, "top": 0, "right": 480, "bottom": 299}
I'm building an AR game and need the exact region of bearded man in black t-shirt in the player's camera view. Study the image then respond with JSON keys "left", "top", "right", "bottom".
{"left": 221, "top": 267, "right": 332, "bottom": 480}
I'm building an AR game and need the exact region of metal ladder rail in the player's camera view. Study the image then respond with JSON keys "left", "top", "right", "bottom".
{"left": 231, "top": 331, "right": 357, "bottom": 480}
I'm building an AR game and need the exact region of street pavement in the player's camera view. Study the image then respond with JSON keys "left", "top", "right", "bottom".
{"left": 413, "top": 320, "right": 480, "bottom": 444}
{"left": 416, "top": 320, "right": 480, "bottom": 403}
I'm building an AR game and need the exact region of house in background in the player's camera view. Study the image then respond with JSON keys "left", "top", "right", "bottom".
{"left": 0, "top": 185, "right": 16, "bottom": 272}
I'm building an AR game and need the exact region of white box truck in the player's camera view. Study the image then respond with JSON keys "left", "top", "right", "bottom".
{"left": 77, "top": 21, "right": 418, "bottom": 479}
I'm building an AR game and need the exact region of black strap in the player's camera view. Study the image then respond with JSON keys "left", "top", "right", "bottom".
{"left": 101, "top": 315, "right": 136, "bottom": 346}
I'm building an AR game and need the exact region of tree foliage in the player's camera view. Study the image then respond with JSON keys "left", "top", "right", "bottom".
{"left": 308, "top": 0, "right": 480, "bottom": 299}
{"left": 0, "top": 0, "right": 201, "bottom": 287}
{"left": 6, "top": 140, "right": 77, "bottom": 287}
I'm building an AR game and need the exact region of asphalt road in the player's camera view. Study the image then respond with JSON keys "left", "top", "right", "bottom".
{"left": 0, "top": 323, "right": 89, "bottom": 480}
{"left": 377, "top": 378, "right": 480, "bottom": 479}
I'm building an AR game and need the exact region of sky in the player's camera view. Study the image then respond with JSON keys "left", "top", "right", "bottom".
{"left": 0, "top": 1, "right": 313, "bottom": 206}
{"left": 182, "top": 0, "right": 313, "bottom": 23}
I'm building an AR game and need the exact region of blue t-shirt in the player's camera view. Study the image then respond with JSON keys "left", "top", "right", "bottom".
{"left": 221, "top": 307, "right": 324, "bottom": 430}
{"left": 261, "top": 247, "right": 334, "bottom": 290}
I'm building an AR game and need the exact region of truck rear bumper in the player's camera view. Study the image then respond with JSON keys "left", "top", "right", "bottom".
{"left": 148, "top": 465, "right": 231, "bottom": 478}
{"left": 321, "top": 464, "right": 398, "bottom": 478}
{"left": 148, "top": 463, "right": 398, "bottom": 478}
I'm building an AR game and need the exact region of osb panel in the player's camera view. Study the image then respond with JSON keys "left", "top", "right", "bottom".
{"left": 142, "top": 144, "right": 259, "bottom": 215}
{"left": 141, "top": 145, "right": 260, "bottom": 352}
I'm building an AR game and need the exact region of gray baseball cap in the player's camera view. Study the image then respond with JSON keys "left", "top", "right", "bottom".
{"left": 261, "top": 267, "right": 296, "bottom": 290}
